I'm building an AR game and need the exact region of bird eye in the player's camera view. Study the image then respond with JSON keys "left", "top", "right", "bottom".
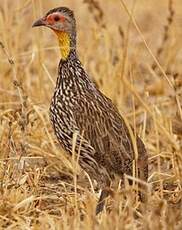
{"left": 54, "top": 15, "right": 60, "bottom": 21}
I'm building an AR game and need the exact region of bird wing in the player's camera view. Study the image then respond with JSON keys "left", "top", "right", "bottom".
{"left": 73, "top": 88, "right": 135, "bottom": 176}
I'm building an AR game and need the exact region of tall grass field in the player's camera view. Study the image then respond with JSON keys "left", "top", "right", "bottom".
{"left": 0, "top": 0, "right": 181, "bottom": 229}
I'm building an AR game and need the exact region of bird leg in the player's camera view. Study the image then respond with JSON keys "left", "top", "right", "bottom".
{"left": 96, "top": 187, "right": 111, "bottom": 215}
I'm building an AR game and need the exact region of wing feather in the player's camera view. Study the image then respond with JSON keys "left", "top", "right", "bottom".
{"left": 73, "top": 89, "right": 136, "bottom": 176}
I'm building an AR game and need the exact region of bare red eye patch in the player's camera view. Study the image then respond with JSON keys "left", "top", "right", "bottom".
{"left": 47, "top": 12, "right": 65, "bottom": 25}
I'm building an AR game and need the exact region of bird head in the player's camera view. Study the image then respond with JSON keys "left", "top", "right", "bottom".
{"left": 32, "top": 7, "right": 76, "bottom": 60}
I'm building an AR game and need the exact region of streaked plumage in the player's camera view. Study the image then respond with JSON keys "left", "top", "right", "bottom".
{"left": 33, "top": 6, "right": 148, "bottom": 214}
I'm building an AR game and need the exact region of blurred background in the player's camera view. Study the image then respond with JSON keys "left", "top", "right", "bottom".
{"left": 0, "top": 0, "right": 181, "bottom": 228}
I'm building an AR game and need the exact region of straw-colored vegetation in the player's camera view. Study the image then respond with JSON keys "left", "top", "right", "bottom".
{"left": 0, "top": 0, "right": 181, "bottom": 229}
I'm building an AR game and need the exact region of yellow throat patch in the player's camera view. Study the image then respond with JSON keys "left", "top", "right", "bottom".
{"left": 54, "top": 31, "right": 71, "bottom": 60}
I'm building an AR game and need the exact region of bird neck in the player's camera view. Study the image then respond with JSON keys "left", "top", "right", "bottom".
{"left": 54, "top": 31, "right": 76, "bottom": 61}
{"left": 56, "top": 50, "right": 96, "bottom": 96}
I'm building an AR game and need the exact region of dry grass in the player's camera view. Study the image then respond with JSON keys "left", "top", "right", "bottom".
{"left": 0, "top": 0, "right": 182, "bottom": 229}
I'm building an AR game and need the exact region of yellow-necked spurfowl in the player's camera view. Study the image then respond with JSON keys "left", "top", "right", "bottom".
{"left": 32, "top": 6, "right": 148, "bottom": 214}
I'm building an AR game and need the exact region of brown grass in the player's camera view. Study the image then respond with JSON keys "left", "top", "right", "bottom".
{"left": 0, "top": 0, "right": 182, "bottom": 229}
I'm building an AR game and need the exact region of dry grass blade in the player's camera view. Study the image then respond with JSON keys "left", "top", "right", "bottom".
{"left": 119, "top": 0, "right": 175, "bottom": 90}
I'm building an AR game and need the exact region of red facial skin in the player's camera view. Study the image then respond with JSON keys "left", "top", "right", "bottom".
{"left": 46, "top": 13, "right": 65, "bottom": 25}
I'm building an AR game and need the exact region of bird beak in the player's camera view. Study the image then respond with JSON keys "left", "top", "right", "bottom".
{"left": 32, "top": 17, "right": 46, "bottom": 27}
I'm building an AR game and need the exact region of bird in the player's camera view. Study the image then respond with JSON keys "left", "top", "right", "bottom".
{"left": 32, "top": 6, "right": 148, "bottom": 214}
